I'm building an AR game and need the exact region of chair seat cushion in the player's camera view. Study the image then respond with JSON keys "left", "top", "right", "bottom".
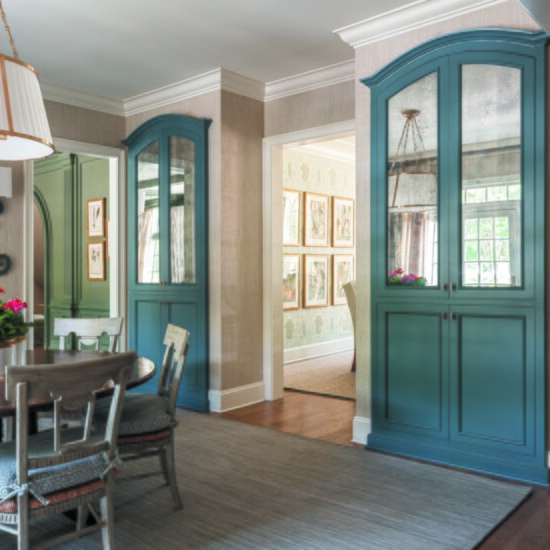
{"left": 0, "top": 428, "right": 110, "bottom": 504}
{"left": 95, "top": 393, "right": 172, "bottom": 436}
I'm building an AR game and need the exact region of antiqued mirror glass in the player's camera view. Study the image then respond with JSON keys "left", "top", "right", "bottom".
{"left": 170, "top": 137, "right": 196, "bottom": 284}
{"left": 137, "top": 141, "right": 160, "bottom": 283}
{"left": 461, "top": 64, "right": 521, "bottom": 287}
{"left": 387, "top": 72, "right": 438, "bottom": 287}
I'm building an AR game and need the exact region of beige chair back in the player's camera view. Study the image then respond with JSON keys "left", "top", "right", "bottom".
{"left": 54, "top": 317, "right": 123, "bottom": 352}
{"left": 158, "top": 324, "right": 190, "bottom": 419}
{"left": 343, "top": 280, "right": 356, "bottom": 331}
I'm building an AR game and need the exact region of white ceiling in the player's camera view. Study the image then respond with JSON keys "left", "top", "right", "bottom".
{"left": 0, "top": 0, "right": 422, "bottom": 101}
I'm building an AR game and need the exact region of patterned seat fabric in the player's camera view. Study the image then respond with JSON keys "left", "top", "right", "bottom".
{"left": 0, "top": 428, "right": 109, "bottom": 503}
{"left": 94, "top": 393, "right": 173, "bottom": 436}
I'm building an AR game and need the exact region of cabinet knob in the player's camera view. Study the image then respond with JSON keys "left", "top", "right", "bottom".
{"left": 441, "top": 312, "right": 447, "bottom": 321}
{"left": 441, "top": 283, "right": 447, "bottom": 292}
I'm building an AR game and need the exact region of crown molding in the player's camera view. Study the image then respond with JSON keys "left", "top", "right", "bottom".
{"left": 265, "top": 60, "right": 354, "bottom": 101}
{"left": 335, "top": 0, "right": 508, "bottom": 48}
{"left": 123, "top": 68, "right": 265, "bottom": 116}
{"left": 41, "top": 81, "right": 125, "bottom": 116}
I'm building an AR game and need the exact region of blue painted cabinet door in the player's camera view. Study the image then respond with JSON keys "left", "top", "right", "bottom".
{"left": 125, "top": 115, "right": 211, "bottom": 411}
{"left": 363, "top": 30, "right": 547, "bottom": 484}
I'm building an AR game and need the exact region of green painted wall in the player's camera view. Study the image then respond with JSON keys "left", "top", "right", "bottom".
{"left": 34, "top": 152, "right": 110, "bottom": 349}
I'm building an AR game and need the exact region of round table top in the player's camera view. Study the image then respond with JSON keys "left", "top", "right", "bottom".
{"left": 0, "top": 349, "right": 156, "bottom": 416}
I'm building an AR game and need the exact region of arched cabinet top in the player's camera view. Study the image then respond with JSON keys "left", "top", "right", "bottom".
{"left": 361, "top": 28, "right": 548, "bottom": 89}
{"left": 122, "top": 114, "right": 212, "bottom": 150}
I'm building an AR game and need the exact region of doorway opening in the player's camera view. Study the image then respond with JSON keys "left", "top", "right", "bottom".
{"left": 262, "top": 121, "right": 355, "bottom": 403}
{"left": 24, "top": 139, "right": 125, "bottom": 350}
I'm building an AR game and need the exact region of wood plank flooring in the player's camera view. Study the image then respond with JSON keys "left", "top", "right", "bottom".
{"left": 220, "top": 390, "right": 550, "bottom": 550}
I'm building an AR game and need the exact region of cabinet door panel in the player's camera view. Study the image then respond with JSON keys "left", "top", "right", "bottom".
{"left": 377, "top": 306, "right": 448, "bottom": 437}
{"left": 450, "top": 308, "right": 535, "bottom": 453}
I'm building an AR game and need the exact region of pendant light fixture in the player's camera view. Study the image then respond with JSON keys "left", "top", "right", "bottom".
{"left": 0, "top": 1, "right": 53, "bottom": 160}
{"left": 388, "top": 109, "right": 436, "bottom": 209}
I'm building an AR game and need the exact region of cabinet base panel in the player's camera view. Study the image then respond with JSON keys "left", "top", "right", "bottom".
{"left": 367, "top": 432, "right": 549, "bottom": 486}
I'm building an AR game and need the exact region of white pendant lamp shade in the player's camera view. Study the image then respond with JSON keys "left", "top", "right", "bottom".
{"left": 0, "top": 54, "right": 53, "bottom": 160}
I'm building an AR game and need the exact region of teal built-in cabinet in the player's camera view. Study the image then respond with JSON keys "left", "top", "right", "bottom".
{"left": 124, "top": 114, "right": 211, "bottom": 412}
{"left": 362, "top": 29, "right": 548, "bottom": 484}
{"left": 34, "top": 153, "right": 110, "bottom": 349}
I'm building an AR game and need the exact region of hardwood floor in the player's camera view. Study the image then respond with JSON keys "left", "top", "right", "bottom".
{"left": 220, "top": 390, "right": 550, "bottom": 550}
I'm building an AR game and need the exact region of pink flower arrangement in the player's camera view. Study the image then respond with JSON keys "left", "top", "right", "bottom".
{"left": 0, "top": 288, "right": 31, "bottom": 340}
{"left": 388, "top": 268, "right": 427, "bottom": 286}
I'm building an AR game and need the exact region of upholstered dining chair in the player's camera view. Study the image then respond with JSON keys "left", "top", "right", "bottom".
{"left": 54, "top": 317, "right": 124, "bottom": 352}
{"left": 343, "top": 280, "right": 357, "bottom": 373}
{"left": 0, "top": 351, "right": 135, "bottom": 550}
{"left": 93, "top": 324, "right": 190, "bottom": 510}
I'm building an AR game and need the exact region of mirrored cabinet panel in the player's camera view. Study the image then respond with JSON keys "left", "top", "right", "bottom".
{"left": 137, "top": 141, "right": 160, "bottom": 284}
{"left": 461, "top": 64, "right": 522, "bottom": 288}
{"left": 387, "top": 72, "right": 438, "bottom": 288}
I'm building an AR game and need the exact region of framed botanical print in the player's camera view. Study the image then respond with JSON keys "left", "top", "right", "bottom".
{"left": 304, "top": 192, "right": 329, "bottom": 246}
{"left": 333, "top": 254, "right": 355, "bottom": 305}
{"left": 304, "top": 254, "right": 329, "bottom": 307}
{"left": 283, "top": 254, "right": 300, "bottom": 310}
{"left": 283, "top": 189, "right": 300, "bottom": 246}
{"left": 87, "top": 242, "right": 106, "bottom": 280}
{"left": 87, "top": 197, "right": 106, "bottom": 238}
{"left": 333, "top": 196, "right": 354, "bottom": 247}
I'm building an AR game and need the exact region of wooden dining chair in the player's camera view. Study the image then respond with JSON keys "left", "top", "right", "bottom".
{"left": 93, "top": 324, "right": 190, "bottom": 510}
{"left": 343, "top": 280, "right": 357, "bottom": 372}
{"left": 54, "top": 317, "right": 124, "bottom": 352}
{"left": 0, "top": 351, "right": 135, "bottom": 550}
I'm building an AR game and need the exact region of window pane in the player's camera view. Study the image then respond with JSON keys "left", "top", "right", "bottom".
{"left": 170, "top": 137, "right": 196, "bottom": 284}
{"left": 137, "top": 142, "right": 160, "bottom": 284}
{"left": 461, "top": 64, "right": 521, "bottom": 287}
{"left": 387, "top": 72, "right": 438, "bottom": 287}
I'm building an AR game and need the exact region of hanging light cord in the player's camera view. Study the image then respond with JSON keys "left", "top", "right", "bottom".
{"left": 0, "top": 1, "right": 18, "bottom": 59}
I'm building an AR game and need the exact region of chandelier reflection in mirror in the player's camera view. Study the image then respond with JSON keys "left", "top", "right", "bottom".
{"left": 0, "top": 1, "right": 54, "bottom": 160}
{"left": 388, "top": 109, "right": 437, "bottom": 209}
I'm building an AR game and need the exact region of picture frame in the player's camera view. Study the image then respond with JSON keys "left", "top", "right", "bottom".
{"left": 87, "top": 197, "right": 106, "bottom": 238}
{"left": 304, "top": 254, "right": 329, "bottom": 308}
{"left": 283, "top": 189, "right": 300, "bottom": 246}
{"left": 333, "top": 196, "right": 354, "bottom": 247}
{"left": 304, "top": 192, "right": 329, "bottom": 246}
{"left": 283, "top": 254, "right": 300, "bottom": 310}
{"left": 333, "top": 254, "right": 355, "bottom": 305}
{"left": 87, "top": 242, "right": 106, "bottom": 280}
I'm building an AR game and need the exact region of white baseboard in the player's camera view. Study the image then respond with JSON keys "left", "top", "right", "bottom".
{"left": 284, "top": 338, "right": 354, "bottom": 364}
{"left": 209, "top": 382, "right": 265, "bottom": 413}
{"left": 352, "top": 415, "right": 371, "bottom": 446}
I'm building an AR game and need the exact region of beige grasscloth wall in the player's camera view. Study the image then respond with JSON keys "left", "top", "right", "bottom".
{"left": 353, "top": 0, "right": 541, "bottom": 422}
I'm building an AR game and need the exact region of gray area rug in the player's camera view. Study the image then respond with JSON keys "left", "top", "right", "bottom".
{"left": 4, "top": 410, "right": 531, "bottom": 549}
{"left": 284, "top": 351, "right": 355, "bottom": 399}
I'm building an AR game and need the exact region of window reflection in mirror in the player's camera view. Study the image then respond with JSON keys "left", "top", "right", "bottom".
{"left": 387, "top": 72, "right": 438, "bottom": 287}
{"left": 170, "top": 137, "right": 196, "bottom": 284}
{"left": 137, "top": 141, "right": 160, "bottom": 283}
{"left": 461, "top": 64, "right": 521, "bottom": 288}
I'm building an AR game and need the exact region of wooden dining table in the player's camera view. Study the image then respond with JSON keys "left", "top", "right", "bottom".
{"left": 0, "top": 349, "right": 156, "bottom": 418}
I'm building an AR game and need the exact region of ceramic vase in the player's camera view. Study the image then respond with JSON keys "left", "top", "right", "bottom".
{"left": 0, "top": 339, "right": 17, "bottom": 376}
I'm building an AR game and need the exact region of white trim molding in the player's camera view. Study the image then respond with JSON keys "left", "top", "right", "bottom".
{"left": 41, "top": 81, "right": 125, "bottom": 116}
{"left": 335, "top": 0, "right": 508, "bottom": 48}
{"left": 265, "top": 60, "right": 354, "bottom": 101}
{"left": 124, "top": 68, "right": 265, "bottom": 116}
{"left": 284, "top": 338, "right": 354, "bottom": 364}
{"left": 352, "top": 416, "right": 371, "bottom": 446}
{"left": 209, "top": 382, "right": 265, "bottom": 413}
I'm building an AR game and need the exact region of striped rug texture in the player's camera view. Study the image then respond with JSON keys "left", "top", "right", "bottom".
{"left": 284, "top": 351, "right": 355, "bottom": 399}
{"left": 4, "top": 410, "right": 531, "bottom": 549}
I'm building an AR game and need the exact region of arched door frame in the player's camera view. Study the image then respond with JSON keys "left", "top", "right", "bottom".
{"left": 262, "top": 120, "right": 355, "bottom": 401}
{"left": 24, "top": 138, "right": 126, "bottom": 348}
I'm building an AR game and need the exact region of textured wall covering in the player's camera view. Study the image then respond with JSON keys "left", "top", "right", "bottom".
{"left": 282, "top": 147, "right": 355, "bottom": 351}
